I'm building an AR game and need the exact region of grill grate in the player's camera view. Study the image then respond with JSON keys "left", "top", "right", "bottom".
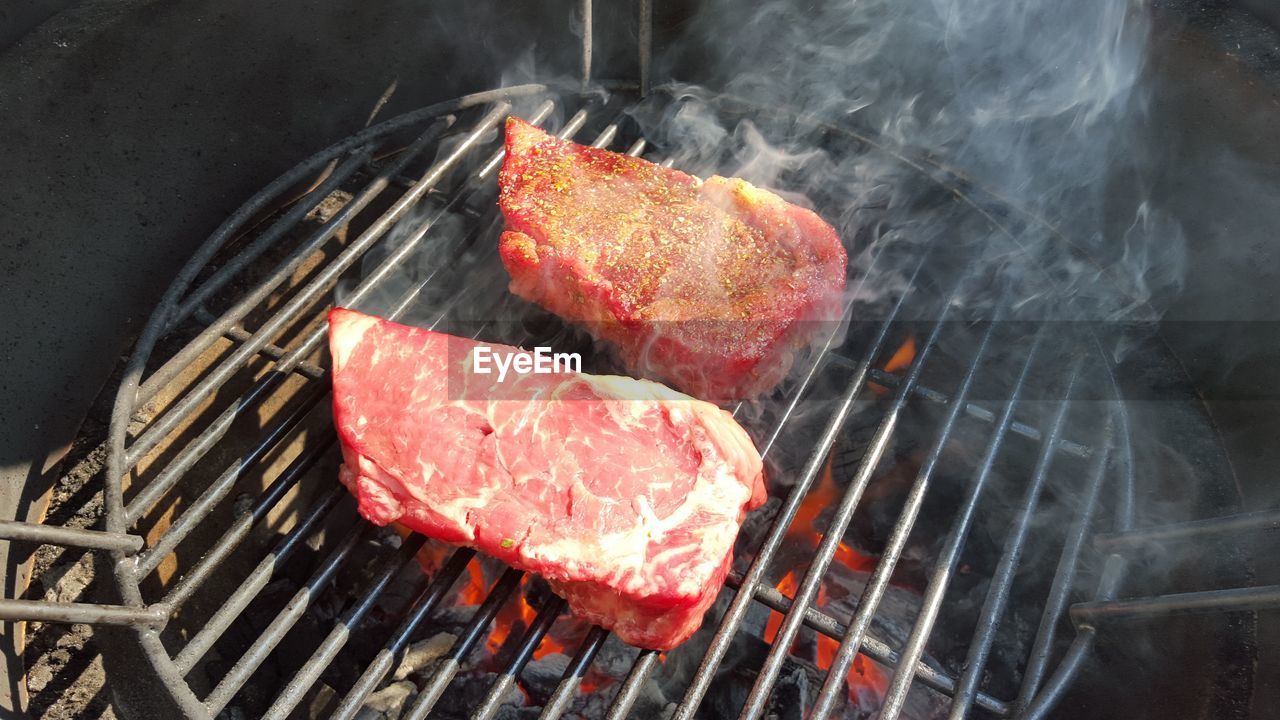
{"left": 0, "top": 82, "right": 1275, "bottom": 720}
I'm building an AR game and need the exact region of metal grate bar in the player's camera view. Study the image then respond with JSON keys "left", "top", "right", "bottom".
{"left": 878, "top": 331, "right": 1044, "bottom": 720}
{"left": 733, "top": 575, "right": 1009, "bottom": 715}
{"left": 172, "top": 485, "right": 351, "bottom": 674}
{"left": 740, "top": 277, "right": 967, "bottom": 720}
{"left": 160, "top": 433, "right": 337, "bottom": 610}
{"left": 1022, "top": 555, "right": 1127, "bottom": 720}
{"left": 261, "top": 535, "right": 429, "bottom": 720}
{"left": 758, "top": 242, "right": 896, "bottom": 458}
{"left": 537, "top": 626, "right": 609, "bottom": 720}
{"left": 0, "top": 520, "right": 143, "bottom": 554}
{"left": 125, "top": 366, "right": 330, "bottom": 525}
{"left": 384, "top": 108, "right": 604, "bottom": 327}
{"left": 132, "top": 387, "right": 333, "bottom": 574}
{"left": 165, "top": 147, "right": 373, "bottom": 333}
{"left": 125, "top": 104, "right": 509, "bottom": 469}
{"left": 472, "top": 595, "right": 567, "bottom": 720}
{"left": 1070, "top": 584, "right": 1280, "bottom": 621}
{"left": 329, "top": 548, "right": 477, "bottom": 720}
{"left": 944, "top": 360, "right": 1082, "bottom": 720}
{"left": 138, "top": 117, "right": 441, "bottom": 406}
{"left": 1015, "top": 417, "right": 1113, "bottom": 712}
{"left": 1095, "top": 508, "right": 1280, "bottom": 552}
{"left": 810, "top": 317, "right": 1000, "bottom": 720}
{"left": 604, "top": 649, "right": 662, "bottom": 720}
{"left": 403, "top": 568, "right": 525, "bottom": 719}
{"left": 125, "top": 100, "right": 556, "bottom": 532}
{"left": 638, "top": 0, "right": 652, "bottom": 95}
{"left": 194, "top": 308, "right": 327, "bottom": 380}
{"left": 0, "top": 599, "right": 167, "bottom": 627}
{"left": 864, "top": 366, "right": 1092, "bottom": 458}
{"left": 579, "top": 0, "right": 593, "bottom": 90}
{"left": 203, "top": 524, "right": 369, "bottom": 714}
{"left": 672, "top": 255, "right": 927, "bottom": 719}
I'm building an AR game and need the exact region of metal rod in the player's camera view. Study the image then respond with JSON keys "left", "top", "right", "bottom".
{"left": 160, "top": 434, "right": 337, "bottom": 610}
{"left": 329, "top": 549, "right": 476, "bottom": 720}
{"left": 472, "top": 595, "right": 566, "bottom": 720}
{"left": 863, "top": 366, "right": 1091, "bottom": 459}
{"left": 261, "top": 536, "right": 428, "bottom": 720}
{"left": 638, "top": 0, "right": 652, "bottom": 96}
{"left": 810, "top": 318, "right": 1000, "bottom": 720}
{"left": 580, "top": 0, "right": 593, "bottom": 91}
{"left": 133, "top": 388, "right": 332, "bottom": 575}
{"left": 172, "top": 485, "right": 349, "bottom": 674}
{"left": 202, "top": 525, "right": 366, "bottom": 713}
{"left": 138, "top": 121, "right": 431, "bottom": 404}
{"left": 877, "top": 331, "right": 1044, "bottom": 720}
{"left": 193, "top": 308, "right": 326, "bottom": 379}
{"left": 605, "top": 649, "right": 662, "bottom": 720}
{"left": 1015, "top": 417, "right": 1114, "bottom": 712}
{"left": 402, "top": 568, "right": 525, "bottom": 720}
{"left": 125, "top": 376, "right": 329, "bottom": 525}
{"left": 945, "top": 359, "right": 1082, "bottom": 720}
{"left": 673, "top": 255, "right": 926, "bottom": 720}
{"left": 125, "top": 100, "right": 554, "bottom": 536}
{"left": 733, "top": 574, "right": 1009, "bottom": 716}
{"left": 126, "top": 105, "right": 508, "bottom": 469}
{"left": 1021, "top": 553, "right": 1127, "bottom": 719}
{"left": 0, "top": 599, "right": 167, "bottom": 627}
{"left": 539, "top": 626, "right": 609, "bottom": 720}
{"left": 740, "top": 280, "right": 966, "bottom": 720}
{"left": 759, "top": 243, "right": 895, "bottom": 457}
{"left": 1019, "top": 629, "right": 1096, "bottom": 720}
{"left": 1070, "top": 584, "right": 1280, "bottom": 621}
{"left": 0, "top": 520, "right": 144, "bottom": 554}
{"left": 165, "top": 147, "right": 373, "bottom": 332}
{"left": 1095, "top": 508, "right": 1280, "bottom": 552}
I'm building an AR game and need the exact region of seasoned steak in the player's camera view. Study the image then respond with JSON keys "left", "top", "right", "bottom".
{"left": 328, "top": 307, "right": 766, "bottom": 649}
{"left": 498, "top": 117, "right": 847, "bottom": 401}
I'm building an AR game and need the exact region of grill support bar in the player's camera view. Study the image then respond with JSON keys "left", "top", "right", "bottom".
{"left": 943, "top": 360, "right": 1082, "bottom": 720}
{"left": 877, "top": 330, "right": 1045, "bottom": 720}
{"left": 1015, "top": 417, "right": 1114, "bottom": 711}
{"left": 0, "top": 521, "right": 143, "bottom": 554}
{"left": 673, "top": 254, "right": 927, "bottom": 719}
{"left": 810, "top": 316, "right": 1000, "bottom": 719}
{"left": 473, "top": 595, "right": 566, "bottom": 720}
{"left": 730, "top": 573, "right": 1009, "bottom": 716}
{"left": 261, "top": 536, "right": 428, "bottom": 720}
{"left": 329, "top": 549, "right": 477, "bottom": 720}
{"left": 537, "top": 626, "right": 609, "bottom": 720}
{"left": 739, "top": 278, "right": 967, "bottom": 720}
{"left": 403, "top": 568, "right": 525, "bottom": 719}
{"left": 0, "top": 600, "right": 166, "bottom": 627}
{"left": 1095, "top": 508, "right": 1280, "bottom": 551}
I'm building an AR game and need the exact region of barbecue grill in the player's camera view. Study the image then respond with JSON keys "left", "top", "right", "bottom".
{"left": 2, "top": 1, "right": 1278, "bottom": 719}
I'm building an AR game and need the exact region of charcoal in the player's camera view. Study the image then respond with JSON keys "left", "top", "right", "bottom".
{"left": 592, "top": 634, "right": 641, "bottom": 680}
{"left": 522, "top": 652, "right": 571, "bottom": 701}
{"left": 395, "top": 632, "right": 457, "bottom": 680}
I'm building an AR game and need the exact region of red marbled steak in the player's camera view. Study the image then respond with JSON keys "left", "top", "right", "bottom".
{"left": 498, "top": 117, "right": 848, "bottom": 401}
{"left": 328, "top": 307, "right": 766, "bottom": 649}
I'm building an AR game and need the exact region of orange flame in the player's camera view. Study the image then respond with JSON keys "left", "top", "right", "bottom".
{"left": 870, "top": 336, "right": 917, "bottom": 395}
{"left": 486, "top": 578, "right": 579, "bottom": 659}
